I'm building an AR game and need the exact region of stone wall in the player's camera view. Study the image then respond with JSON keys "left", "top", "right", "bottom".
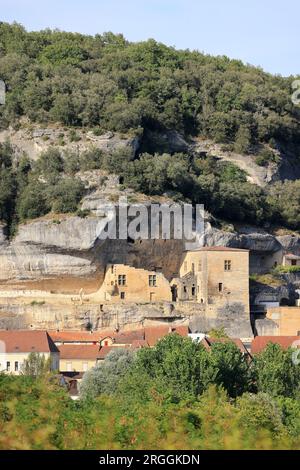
{"left": 265, "top": 306, "right": 300, "bottom": 336}
{"left": 96, "top": 264, "right": 172, "bottom": 303}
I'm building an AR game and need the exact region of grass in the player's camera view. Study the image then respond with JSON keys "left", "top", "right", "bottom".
{"left": 249, "top": 273, "right": 283, "bottom": 287}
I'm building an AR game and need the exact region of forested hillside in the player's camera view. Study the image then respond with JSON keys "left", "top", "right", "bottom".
{"left": 1, "top": 22, "right": 299, "bottom": 144}
{"left": 1, "top": 22, "right": 300, "bottom": 233}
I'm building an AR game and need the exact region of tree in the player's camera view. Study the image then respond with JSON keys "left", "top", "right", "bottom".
{"left": 208, "top": 342, "right": 252, "bottom": 397}
{"left": 46, "top": 177, "right": 85, "bottom": 213}
{"left": 17, "top": 180, "right": 50, "bottom": 220}
{"left": 22, "top": 352, "right": 51, "bottom": 377}
{"left": 267, "top": 180, "right": 300, "bottom": 230}
{"left": 236, "top": 392, "right": 285, "bottom": 436}
{"left": 80, "top": 348, "right": 135, "bottom": 399}
{"left": 35, "top": 148, "right": 64, "bottom": 179}
{"left": 207, "top": 328, "right": 229, "bottom": 339}
{"left": 234, "top": 125, "right": 252, "bottom": 154}
{"left": 119, "top": 335, "right": 215, "bottom": 404}
{"left": 253, "top": 343, "right": 300, "bottom": 398}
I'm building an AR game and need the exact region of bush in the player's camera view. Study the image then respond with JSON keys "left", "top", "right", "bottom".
{"left": 47, "top": 178, "right": 85, "bottom": 213}
{"left": 80, "top": 349, "right": 135, "bottom": 399}
{"left": 273, "top": 265, "right": 300, "bottom": 274}
{"left": 17, "top": 181, "right": 50, "bottom": 221}
{"left": 252, "top": 343, "right": 300, "bottom": 398}
{"left": 255, "top": 148, "right": 277, "bottom": 167}
{"left": 236, "top": 393, "right": 284, "bottom": 436}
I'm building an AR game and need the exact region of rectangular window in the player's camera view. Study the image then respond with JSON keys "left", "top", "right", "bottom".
{"left": 198, "top": 261, "right": 202, "bottom": 271}
{"left": 118, "top": 274, "right": 126, "bottom": 286}
{"left": 218, "top": 283, "right": 223, "bottom": 292}
{"left": 120, "top": 292, "right": 125, "bottom": 299}
{"left": 191, "top": 263, "right": 195, "bottom": 272}
{"left": 224, "top": 260, "right": 232, "bottom": 271}
{"left": 184, "top": 261, "right": 187, "bottom": 271}
{"left": 292, "top": 259, "right": 297, "bottom": 266}
{"left": 82, "top": 362, "right": 88, "bottom": 372}
{"left": 6, "top": 361, "right": 10, "bottom": 372}
{"left": 66, "top": 362, "right": 72, "bottom": 372}
{"left": 14, "top": 361, "right": 18, "bottom": 372}
{"left": 149, "top": 275, "right": 157, "bottom": 287}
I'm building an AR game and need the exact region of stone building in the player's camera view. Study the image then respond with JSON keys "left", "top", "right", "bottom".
{"left": 283, "top": 254, "right": 300, "bottom": 267}
{"left": 96, "top": 264, "right": 172, "bottom": 303}
{"left": 0, "top": 330, "right": 59, "bottom": 375}
{"left": 58, "top": 344, "right": 112, "bottom": 373}
{"left": 259, "top": 306, "right": 300, "bottom": 336}
{"left": 171, "top": 247, "right": 250, "bottom": 317}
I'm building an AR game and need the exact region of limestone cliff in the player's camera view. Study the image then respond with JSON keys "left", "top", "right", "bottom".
{"left": 0, "top": 125, "right": 140, "bottom": 162}
{"left": 1, "top": 126, "right": 300, "bottom": 334}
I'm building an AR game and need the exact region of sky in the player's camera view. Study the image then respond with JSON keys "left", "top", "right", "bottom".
{"left": 1, "top": 0, "right": 299, "bottom": 76}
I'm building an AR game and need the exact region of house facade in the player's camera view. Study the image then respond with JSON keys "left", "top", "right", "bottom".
{"left": 59, "top": 344, "right": 102, "bottom": 373}
{"left": 96, "top": 264, "right": 172, "bottom": 303}
{"left": 0, "top": 330, "right": 59, "bottom": 375}
{"left": 283, "top": 254, "right": 300, "bottom": 268}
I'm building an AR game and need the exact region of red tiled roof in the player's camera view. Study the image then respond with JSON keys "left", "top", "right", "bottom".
{"left": 0, "top": 330, "right": 59, "bottom": 353}
{"left": 109, "top": 326, "right": 189, "bottom": 348}
{"left": 58, "top": 344, "right": 100, "bottom": 360}
{"left": 145, "top": 325, "right": 189, "bottom": 347}
{"left": 251, "top": 336, "right": 300, "bottom": 354}
{"left": 201, "top": 337, "right": 249, "bottom": 355}
{"left": 47, "top": 330, "right": 115, "bottom": 343}
{"left": 97, "top": 346, "right": 115, "bottom": 359}
{"left": 187, "top": 246, "right": 249, "bottom": 253}
{"left": 113, "top": 329, "right": 145, "bottom": 345}
{"left": 131, "top": 339, "right": 148, "bottom": 349}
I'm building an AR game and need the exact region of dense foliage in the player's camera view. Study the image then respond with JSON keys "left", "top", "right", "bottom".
{"left": 1, "top": 23, "right": 300, "bottom": 231}
{"left": 1, "top": 337, "right": 300, "bottom": 450}
{"left": 2, "top": 140, "right": 300, "bottom": 234}
{"left": 0, "top": 22, "right": 299, "bottom": 150}
{"left": 0, "top": 143, "right": 85, "bottom": 234}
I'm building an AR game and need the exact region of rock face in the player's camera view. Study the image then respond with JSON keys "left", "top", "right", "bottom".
{"left": 202, "top": 223, "right": 282, "bottom": 253}
{"left": 14, "top": 217, "right": 101, "bottom": 251}
{"left": 184, "top": 302, "right": 253, "bottom": 338}
{"left": 140, "top": 129, "right": 189, "bottom": 154}
{"left": 0, "top": 299, "right": 252, "bottom": 337}
{"left": 192, "top": 139, "right": 300, "bottom": 187}
{"left": 1, "top": 212, "right": 299, "bottom": 290}
{"left": 255, "top": 318, "right": 279, "bottom": 336}
{"left": 250, "top": 282, "right": 296, "bottom": 308}
{"left": 0, "top": 126, "right": 140, "bottom": 162}
{"left": 276, "top": 234, "right": 300, "bottom": 254}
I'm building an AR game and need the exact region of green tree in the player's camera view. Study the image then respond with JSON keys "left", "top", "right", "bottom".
{"left": 119, "top": 335, "right": 215, "bottom": 404}
{"left": 253, "top": 343, "right": 300, "bottom": 398}
{"left": 236, "top": 392, "right": 285, "bottom": 436}
{"left": 17, "top": 180, "right": 50, "bottom": 220}
{"left": 46, "top": 177, "right": 85, "bottom": 213}
{"left": 80, "top": 348, "right": 135, "bottom": 399}
{"left": 234, "top": 125, "right": 252, "bottom": 154}
{"left": 208, "top": 342, "right": 252, "bottom": 397}
{"left": 22, "top": 352, "right": 51, "bottom": 377}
